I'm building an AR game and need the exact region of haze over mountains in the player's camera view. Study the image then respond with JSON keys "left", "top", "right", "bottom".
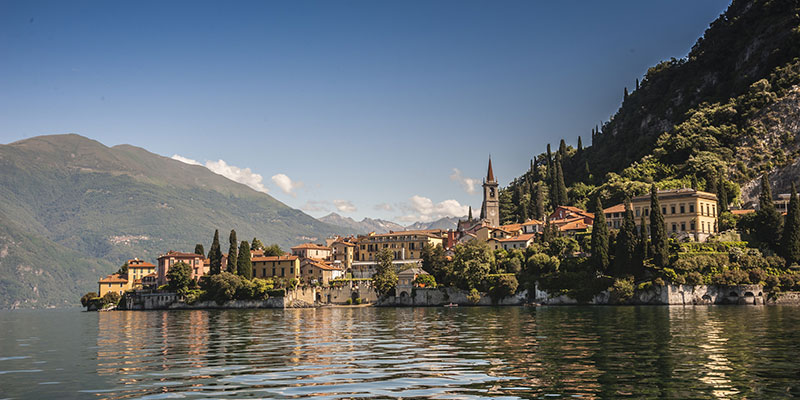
{"left": 0, "top": 134, "right": 351, "bottom": 308}
{"left": 318, "top": 213, "right": 463, "bottom": 233}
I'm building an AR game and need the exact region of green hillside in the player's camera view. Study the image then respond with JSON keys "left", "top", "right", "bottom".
{"left": 0, "top": 134, "right": 347, "bottom": 308}
{"left": 500, "top": 0, "right": 800, "bottom": 222}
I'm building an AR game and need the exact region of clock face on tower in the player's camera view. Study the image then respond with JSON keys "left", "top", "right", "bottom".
{"left": 489, "top": 209, "right": 496, "bottom": 216}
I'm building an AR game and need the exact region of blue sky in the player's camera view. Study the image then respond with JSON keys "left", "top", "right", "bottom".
{"left": 0, "top": 0, "right": 731, "bottom": 223}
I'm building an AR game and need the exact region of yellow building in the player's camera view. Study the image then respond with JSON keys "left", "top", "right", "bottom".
{"left": 299, "top": 258, "right": 344, "bottom": 285}
{"left": 127, "top": 258, "right": 156, "bottom": 282}
{"left": 631, "top": 188, "right": 718, "bottom": 242}
{"left": 355, "top": 231, "right": 444, "bottom": 262}
{"left": 251, "top": 255, "right": 301, "bottom": 280}
{"left": 291, "top": 243, "right": 332, "bottom": 259}
{"left": 330, "top": 240, "right": 356, "bottom": 270}
{"left": 98, "top": 273, "right": 130, "bottom": 297}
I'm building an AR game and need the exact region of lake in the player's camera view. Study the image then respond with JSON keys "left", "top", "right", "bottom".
{"left": 1, "top": 306, "right": 799, "bottom": 399}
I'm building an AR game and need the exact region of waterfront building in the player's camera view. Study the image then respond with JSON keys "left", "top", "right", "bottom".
{"left": 251, "top": 255, "right": 301, "bottom": 280}
{"left": 603, "top": 203, "right": 626, "bottom": 229}
{"left": 299, "top": 258, "right": 344, "bottom": 285}
{"left": 396, "top": 267, "right": 431, "bottom": 298}
{"left": 497, "top": 233, "right": 536, "bottom": 250}
{"left": 355, "top": 231, "right": 443, "bottom": 262}
{"left": 98, "top": 273, "right": 130, "bottom": 297}
{"left": 291, "top": 243, "right": 332, "bottom": 259}
{"left": 330, "top": 240, "right": 356, "bottom": 271}
{"left": 127, "top": 258, "right": 156, "bottom": 282}
{"left": 630, "top": 188, "right": 718, "bottom": 242}
{"left": 157, "top": 251, "right": 207, "bottom": 286}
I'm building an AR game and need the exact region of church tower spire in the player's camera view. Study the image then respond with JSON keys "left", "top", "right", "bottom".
{"left": 481, "top": 157, "right": 500, "bottom": 227}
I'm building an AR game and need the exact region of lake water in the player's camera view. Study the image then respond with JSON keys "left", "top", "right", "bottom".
{"left": 1, "top": 306, "right": 799, "bottom": 399}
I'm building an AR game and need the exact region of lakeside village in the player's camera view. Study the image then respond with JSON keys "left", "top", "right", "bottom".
{"left": 83, "top": 158, "right": 800, "bottom": 310}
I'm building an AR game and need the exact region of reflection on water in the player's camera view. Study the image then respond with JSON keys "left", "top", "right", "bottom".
{"left": 1, "top": 306, "right": 800, "bottom": 399}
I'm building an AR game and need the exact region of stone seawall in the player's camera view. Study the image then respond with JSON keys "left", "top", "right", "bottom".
{"left": 378, "top": 288, "right": 529, "bottom": 307}
{"left": 535, "top": 284, "right": 800, "bottom": 305}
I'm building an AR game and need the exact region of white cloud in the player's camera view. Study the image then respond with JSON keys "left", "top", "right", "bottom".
{"left": 271, "top": 173, "right": 304, "bottom": 196}
{"left": 205, "top": 159, "right": 270, "bottom": 193}
{"left": 450, "top": 168, "right": 480, "bottom": 195}
{"left": 374, "top": 203, "right": 394, "bottom": 212}
{"left": 171, "top": 154, "right": 201, "bottom": 166}
{"left": 171, "top": 155, "right": 269, "bottom": 193}
{"left": 397, "top": 195, "right": 469, "bottom": 223}
{"left": 301, "top": 200, "right": 330, "bottom": 213}
{"left": 333, "top": 200, "right": 357, "bottom": 213}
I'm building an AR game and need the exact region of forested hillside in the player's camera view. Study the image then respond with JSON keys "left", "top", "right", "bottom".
{"left": 0, "top": 134, "right": 347, "bottom": 308}
{"left": 500, "top": 0, "right": 800, "bottom": 224}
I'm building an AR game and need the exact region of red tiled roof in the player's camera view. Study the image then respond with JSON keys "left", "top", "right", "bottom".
{"left": 559, "top": 220, "right": 589, "bottom": 231}
{"left": 498, "top": 233, "right": 535, "bottom": 242}
{"left": 522, "top": 219, "right": 543, "bottom": 226}
{"left": 501, "top": 223, "right": 523, "bottom": 232}
{"left": 603, "top": 203, "right": 626, "bottom": 214}
{"left": 128, "top": 259, "right": 155, "bottom": 268}
{"left": 158, "top": 251, "right": 204, "bottom": 259}
{"left": 252, "top": 255, "right": 299, "bottom": 262}
{"left": 731, "top": 209, "right": 755, "bottom": 215}
{"left": 291, "top": 243, "right": 331, "bottom": 251}
{"left": 98, "top": 273, "right": 128, "bottom": 284}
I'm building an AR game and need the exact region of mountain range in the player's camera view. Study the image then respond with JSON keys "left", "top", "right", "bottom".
{"left": 0, "top": 134, "right": 350, "bottom": 309}
{"left": 318, "top": 213, "right": 463, "bottom": 233}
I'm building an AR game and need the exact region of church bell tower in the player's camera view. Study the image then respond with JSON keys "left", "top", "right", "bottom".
{"left": 481, "top": 157, "right": 500, "bottom": 227}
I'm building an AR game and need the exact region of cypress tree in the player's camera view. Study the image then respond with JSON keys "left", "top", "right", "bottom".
{"left": 194, "top": 244, "right": 205, "bottom": 256}
{"left": 756, "top": 174, "right": 782, "bottom": 250}
{"left": 468, "top": 206, "right": 473, "bottom": 221}
{"left": 227, "top": 229, "right": 238, "bottom": 274}
{"left": 558, "top": 139, "right": 567, "bottom": 158}
{"left": 555, "top": 155, "right": 568, "bottom": 206}
{"left": 533, "top": 183, "right": 545, "bottom": 220}
{"left": 614, "top": 199, "right": 637, "bottom": 276}
{"left": 781, "top": 183, "right": 800, "bottom": 264}
{"left": 584, "top": 160, "right": 591, "bottom": 180}
{"left": 635, "top": 78, "right": 640, "bottom": 90}
{"left": 706, "top": 173, "right": 717, "bottom": 195}
{"left": 590, "top": 197, "right": 610, "bottom": 273}
{"left": 634, "top": 215, "right": 649, "bottom": 277}
{"left": 691, "top": 174, "right": 699, "bottom": 190}
{"left": 717, "top": 174, "right": 728, "bottom": 213}
{"left": 236, "top": 240, "right": 252, "bottom": 279}
{"left": 512, "top": 185, "right": 522, "bottom": 222}
{"left": 624, "top": 87, "right": 629, "bottom": 99}
{"left": 542, "top": 217, "right": 553, "bottom": 243}
{"left": 208, "top": 229, "right": 222, "bottom": 275}
{"left": 649, "top": 185, "right": 669, "bottom": 267}
{"left": 577, "top": 136, "right": 583, "bottom": 154}
{"left": 546, "top": 144, "right": 553, "bottom": 183}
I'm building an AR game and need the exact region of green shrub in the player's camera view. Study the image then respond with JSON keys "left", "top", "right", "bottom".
{"left": 609, "top": 277, "right": 634, "bottom": 303}
{"left": 488, "top": 275, "right": 519, "bottom": 301}
{"left": 80, "top": 292, "right": 98, "bottom": 307}
{"left": 346, "top": 298, "right": 352, "bottom": 305}
{"left": 354, "top": 297, "right": 363, "bottom": 305}
{"left": 685, "top": 271, "right": 704, "bottom": 285}
{"left": 467, "top": 288, "right": 481, "bottom": 304}
{"left": 101, "top": 291, "right": 121, "bottom": 307}
{"left": 267, "top": 289, "right": 285, "bottom": 298}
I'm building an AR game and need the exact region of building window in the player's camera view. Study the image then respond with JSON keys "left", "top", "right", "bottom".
{"left": 672, "top": 223, "right": 677, "bottom": 232}
{"left": 701, "top": 222, "right": 705, "bottom": 233}
{"left": 644, "top": 208, "right": 649, "bottom": 216}
{"left": 662, "top": 207, "right": 667, "bottom": 215}
{"left": 680, "top": 205, "right": 685, "bottom": 214}
{"left": 671, "top": 205, "right": 676, "bottom": 214}
{"left": 281, "top": 268, "right": 285, "bottom": 277}
{"left": 681, "top": 222, "right": 686, "bottom": 231}
{"left": 712, "top": 205, "right": 716, "bottom": 217}
{"left": 635, "top": 208, "right": 640, "bottom": 217}
{"left": 689, "top": 204, "right": 695, "bottom": 213}
{"left": 690, "top": 221, "right": 695, "bottom": 231}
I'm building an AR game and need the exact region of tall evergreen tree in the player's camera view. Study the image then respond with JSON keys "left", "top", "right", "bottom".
{"left": 691, "top": 174, "right": 699, "bottom": 190}
{"left": 512, "top": 185, "right": 522, "bottom": 223}
{"left": 614, "top": 199, "right": 637, "bottom": 276}
{"left": 633, "top": 215, "right": 649, "bottom": 277}
{"left": 208, "top": 229, "right": 222, "bottom": 275}
{"left": 468, "top": 206, "right": 473, "bottom": 221}
{"left": 649, "top": 185, "right": 669, "bottom": 267}
{"left": 542, "top": 217, "right": 553, "bottom": 243}
{"left": 227, "top": 229, "right": 238, "bottom": 274}
{"left": 635, "top": 78, "right": 640, "bottom": 90}
{"left": 717, "top": 174, "right": 729, "bottom": 213}
{"left": 590, "top": 197, "right": 610, "bottom": 274}
{"left": 558, "top": 139, "right": 567, "bottom": 158}
{"left": 236, "top": 240, "right": 252, "bottom": 279}
{"left": 577, "top": 136, "right": 583, "bottom": 154}
{"left": 251, "top": 237, "right": 264, "bottom": 251}
{"left": 554, "top": 155, "right": 568, "bottom": 206}
{"left": 781, "top": 183, "right": 800, "bottom": 264}
{"left": 546, "top": 144, "right": 553, "bottom": 183}
{"left": 756, "top": 174, "right": 782, "bottom": 250}
{"left": 624, "top": 87, "right": 629, "bottom": 99}
{"left": 533, "top": 183, "right": 545, "bottom": 220}
{"left": 194, "top": 244, "right": 205, "bottom": 256}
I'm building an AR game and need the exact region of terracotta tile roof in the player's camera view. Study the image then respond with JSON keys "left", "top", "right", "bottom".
{"left": 290, "top": 243, "right": 331, "bottom": 251}
{"left": 498, "top": 233, "right": 535, "bottom": 242}
{"left": 603, "top": 203, "right": 626, "bottom": 214}
{"left": 98, "top": 273, "right": 128, "bottom": 284}
{"left": 731, "top": 209, "right": 755, "bottom": 215}
{"left": 251, "top": 255, "right": 299, "bottom": 262}
{"left": 522, "top": 219, "right": 543, "bottom": 226}
{"left": 559, "top": 220, "right": 589, "bottom": 231}
{"left": 158, "top": 250, "right": 204, "bottom": 259}
{"left": 304, "top": 259, "right": 342, "bottom": 271}
{"left": 501, "top": 223, "right": 523, "bottom": 232}
{"left": 332, "top": 241, "right": 356, "bottom": 247}
{"left": 128, "top": 259, "right": 155, "bottom": 268}
{"left": 551, "top": 216, "right": 586, "bottom": 225}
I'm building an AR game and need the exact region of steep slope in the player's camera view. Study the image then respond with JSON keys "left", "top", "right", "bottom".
{"left": 405, "top": 217, "right": 462, "bottom": 231}
{"left": 0, "top": 134, "right": 349, "bottom": 308}
{"left": 500, "top": 0, "right": 800, "bottom": 221}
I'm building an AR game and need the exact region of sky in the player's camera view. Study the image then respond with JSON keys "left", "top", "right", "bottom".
{"left": 0, "top": 0, "right": 731, "bottom": 223}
